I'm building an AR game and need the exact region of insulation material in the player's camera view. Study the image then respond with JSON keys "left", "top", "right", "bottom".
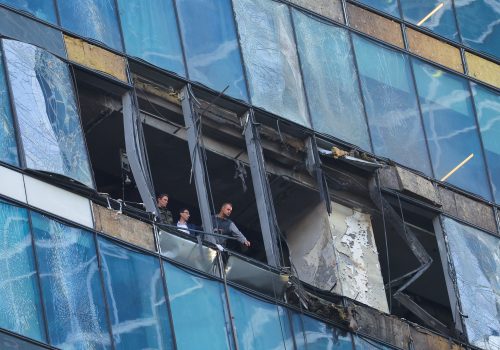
{"left": 441, "top": 217, "right": 500, "bottom": 350}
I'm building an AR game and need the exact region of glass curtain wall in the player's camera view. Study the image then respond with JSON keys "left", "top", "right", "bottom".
{"left": 0, "top": 42, "right": 18, "bottom": 166}
{"left": 353, "top": 0, "right": 400, "bottom": 17}
{"left": 291, "top": 312, "right": 352, "bottom": 349}
{"left": 0, "top": 0, "right": 57, "bottom": 24}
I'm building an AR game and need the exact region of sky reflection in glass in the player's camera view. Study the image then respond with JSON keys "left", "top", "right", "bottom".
{"left": 292, "top": 313, "right": 352, "bottom": 350}
{"left": 0, "top": 0, "right": 57, "bottom": 23}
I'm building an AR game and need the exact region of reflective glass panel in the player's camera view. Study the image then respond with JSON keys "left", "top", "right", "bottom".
{"left": 412, "top": 59, "right": 491, "bottom": 200}
{"left": 116, "top": 0, "right": 185, "bottom": 76}
{"left": 56, "top": 0, "right": 123, "bottom": 51}
{"left": 164, "top": 262, "right": 233, "bottom": 350}
{"left": 455, "top": 0, "right": 500, "bottom": 59}
{"left": 229, "top": 287, "right": 294, "bottom": 350}
{"left": 293, "top": 10, "right": 371, "bottom": 151}
{"left": 98, "top": 238, "right": 173, "bottom": 350}
{"left": 353, "top": 334, "right": 392, "bottom": 349}
{"left": 0, "top": 201, "right": 45, "bottom": 342}
{"left": 31, "top": 212, "right": 111, "bottom": 349}
{"left": 234, "top": 0, "right": 310, "bottom": 127}
{"left": 3, "top": 40, "right": 94, "bottom": 188}
{"left": 0, "top": 43, "right": 19, "bottom": 166}
{"left": 353, "top": 36, "right": 432, "bottom": 175}
{"left": 0, "top": 0, "right": 57, "bottom": 23}
{"left": 400, "top": 0, "right": 459, "bottom": 41}
{"left": 292, "top": 313, "right": 352, "bottom": 349}
{"left": 353, "top": 0, "right": 400, "bottom": 17}
{"left": 473, "top": 84, "right": 500, "bottom": 203}
{"left": 176, "top": 0, "right": 248, "bottom": 101}
{"left": 441, "top": 217, "right": 500, "bottom": 350}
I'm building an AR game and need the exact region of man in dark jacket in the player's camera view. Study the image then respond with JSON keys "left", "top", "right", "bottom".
{"left": 156, "top": 193, "right": 173, "bottom": 225}
{"left": 212, "top": 203, "right": 251, "bottom": 247}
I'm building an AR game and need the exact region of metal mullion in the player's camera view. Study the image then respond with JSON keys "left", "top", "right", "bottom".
{"left": 52, "top": 0, "right": 61, "bottom": 26}
{"left": 218, "top": 254, "right": 240, "bottom": 350}
{"left": 285, "top": 309, "right": 299, "bottom": 350}
{"left": 171, "top": 0, "right": 190, "bottom": 80}
{"left": 111, "top": 0, "right": 127, "bottom": 54}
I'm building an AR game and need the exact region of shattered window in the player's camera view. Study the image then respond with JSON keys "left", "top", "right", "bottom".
{"left": 233, "top": 0, "right": 310, "bottom": 127}
{"left": 31, "top": 212, "right": 111, "bottom": 349}
{"left": 0, "top": 43, "right": 19, "bottom": 166}
{"left": 0, "top": 0, "right": 57, "bottom": 24}
{"left": 412, "top": 58, "right": 492, "bottom": 200}
{"left": 229, "top": 287, "right": 294, "bottom": 349}
{"left": 3, "top": 40, "right": 94, "bottom": 188}
{"left": 473, "top": 83, "right": 500, "bottom": 204}
{"left": 400, "top": 0, "right": 459, "bottom": 42}
{"left": 441, "top": 217, "right": 500, "bottom": 349}
{"left": 116, "top": 0, "right": 185, "bottom": 76}
{"left": 292, "top": 313, "right": 352, "bottom": 349}
{"left": 292, "top": 9, "right": 371, "bottom": 151}
{"left": 56, "top": 0, "right": 123, "bottom": 51}
{"left": 353, "top": 0, "right": 400, "bottom": 17}
{"left": 176, "top": 0, "right": 249, "bottom": 101}
{"left": 0, "top": 201, "right": 45, "bottom": 342}
{"left": 352, "top": 35, "right": 432, "bottom": 176}
{"left": 164, "top": 262, "right": 233, "bottom": 350}
{"left": 98, "top": 238, "right": 174, "bottom": 350}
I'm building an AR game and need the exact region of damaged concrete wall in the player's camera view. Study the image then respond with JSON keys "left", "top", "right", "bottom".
{"left": 287, "top": 200, "right": 388, "bottom": 313}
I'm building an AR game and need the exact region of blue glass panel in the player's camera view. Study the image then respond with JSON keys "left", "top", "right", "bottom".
{"left": 229, "top": 287, "right": 294, "bottom": 350}
{"left": 0, "top": 43, "right": 19, "bottom": 166}
{"left": 412, "top": 59, "right": 491, "bottom": 200}
{"left": 164, "top": 262, "right": 232, "bottom": 350}
{"left": 0, "top": 0, "right": 57, "bottom": 23}
{"left": 234, "top": 0, "right": 310, "bottom": 127}
{"left": 353, "top": 334, "right": 392, "bottom": 349}
{"left": 292, "top": 313, "right": 352, "bottom": 350}
{"left": 176, "top": 0, "right": 248, "bottom": 101}
{"left": 353, "top": 36, "right": 432, "bottom": 175}
{"left": 473, "top": 84, "right": 500, "bottom": 204}
{"left": 0, "top": 201, "right": 45, "bottom": 342}
{"left": 56, "top": 0, "right": 123, "bottom": 51}
{"left": 0, "top": 329, "right": 47, "bottom": 350}
{"left": 400, "top": 0, "right": 459, "bottom": 41}
{"left": 98, "top": 238, "right": 173, "bottom": 350}
{"left": 31, "top": 212, "right": 111, "bottom": 349}
{"left": 455, "top": 0, "right": 500, "bottom": 59}
{"left": 116, "top": 0, "right": 185, "bottom": 76}
{"left": 3, "top": 40, "right": 94, "bottom": 188}
{"left": 354, "top": 0, "right": 400, "bottom": 17}
{"left": 292, "top": 10, "right": 371, "bottom": 151}
{"left": 441, "top": 217, "right": 500, "bottom": 349}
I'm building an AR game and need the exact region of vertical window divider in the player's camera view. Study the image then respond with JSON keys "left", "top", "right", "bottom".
{"left": 217, "top": 253, "right": 240, "bottom": 350}
{"left": 341, "top": 0, "right": 349, "bottom": 25}
{"left": 285, "top": 309, "right": 299, "bottom": 350}
{"left": 111, "top": 0, "right": 127, "bottom": 55}
{"left": 171, "top": 0, "right": 190, "bottom": 80}
{"left": 493, "top": 206, "right": 500, "bottom": 234}
{"left": 26, "top": 210, "right": 51, "bottom": 345}
{"left": 52, "top": 0, "right": 61, "bottom": 27}
{"left": 92, "top": 232, "right": 117, "bottom": 350}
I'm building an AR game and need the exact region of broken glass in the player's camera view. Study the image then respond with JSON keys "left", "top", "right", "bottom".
{"left": 98, "top": 238, "right": 174, "bottom": 350}
{"left": 412, "top": 58, "right": 491, "bottom": 200}
{"left": 116, "top": 0, "right": 185, "bottom": 76}
{"left": 0, "top": 201, "right": 45, "bottom": 342}
{"left": 353, "top": 35, "right": 432, "bottom": 176}
{"left": 0, "top": 0, "right": 57, "bottom": 24}
{"left": 56, "top": 0, "right": 123, "bottom": 51}
{"left": 233, "top": 0, "right": 310, "bottom": 127}
{"left": 353, "top": 0, "right": 400, "bottom": 18}
{"left": 292, "top": 313, "right": 352, "bottom": 350}
{"left": 441, "top": 217, "right": 500, "bottom": 350}
{"left": 473, "top": 83, "right": 500, "bottom": 204}
{"left": 229, "top": 287, "right": 294, "bottom": 349}
{"left": 0, "top": 43, "right": 18, "bottom": 166}
{"left": 163, "top": 262, "right": 233, "bottom": 350}
{"left": 31, "top": 212, "right": 111, "bottom": 349}
{"left": 3, "top": 40, "right": 94, "bottom": 188}
{"left": 292, "top": 9, "right": 370, "bottom": 151}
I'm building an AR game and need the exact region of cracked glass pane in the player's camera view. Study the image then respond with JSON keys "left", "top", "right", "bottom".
{"left": 99, "top": 238, "right": 174, "bottom": 350}
{"left": 0, "top": 43, "right": 19, "bottom": 166}
{"left": 56, "top": 0, "right": 123, "bottom": 51}
{"left": 353, "top": 35, "right": 432, "bottom": 176}
{"left": 0, "top": 201, "right": 45, "bottom": 342}
{"left": 292, "top": 313, "right": 352, "bottom": 350}
{"left": 116, "top": 0, "right": 185, "bottom": 76}
{"left": 176, "top": 0, "right": 249, "bottom": 101}
{"left": 31, "top": 212, "right": 111, "bottom": 349}
{"left": 412, "top": 58, "right": 491, "bottom": 200}
{"left": 3, "top": 40, "right": 94, "bottom": 188}
{"left": 441, "top": 217, "right": 500, "bottom": 349}
{"left": 0, "top": 0, "right": 57, "bottom": 23}
{"left": 234, "top": 0, "right": 310, "bottom": 127}
{"left": 164, "top": 262, "right": 233, "bottom": 350}
{"left": 293, "top": 9, "right": 370, "bottom": 151}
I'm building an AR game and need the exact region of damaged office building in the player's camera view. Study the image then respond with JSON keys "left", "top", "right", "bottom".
{"left": 0, "top": 0, "right": 499, "bottom": 349}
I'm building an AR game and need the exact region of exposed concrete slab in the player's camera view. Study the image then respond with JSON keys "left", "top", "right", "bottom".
{"left": 395, "top": 167, "right": 440, "bottom": 205}
{"left": 93, "top": 203, "right": 155, "bottom": 252}
{"left": 438, "top": 187, "right": 458, "bottom": 217}
{"left": 378, "top": 166, "right": 401, "bottom": 191}
{"left": 410, "top": 325, "right": 465, "bottom": 350}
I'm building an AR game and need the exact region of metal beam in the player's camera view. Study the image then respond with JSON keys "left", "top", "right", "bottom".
{"left": 243, "top": 111, "right": 281, "bottom": 267}
{"left": 305, "top": 136, "right": 332, "bottom": 214}
{"left": 180, "top": 85, "right": 214, "bottom": 241}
